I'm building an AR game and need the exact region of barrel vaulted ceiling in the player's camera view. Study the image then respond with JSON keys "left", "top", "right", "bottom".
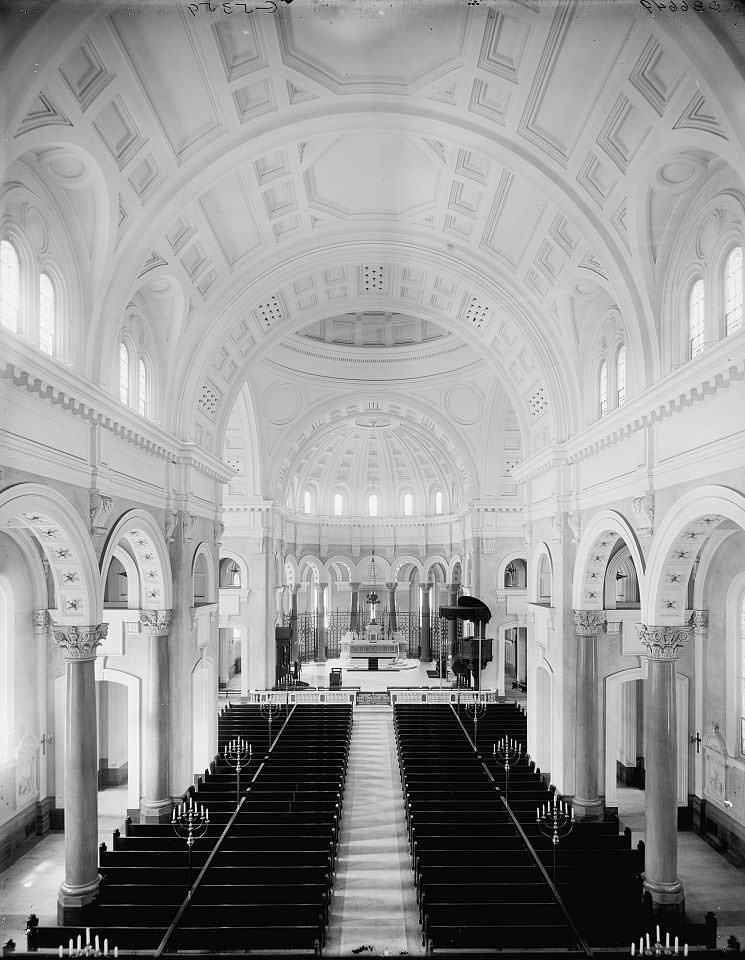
{"left": 2, "top": 0, "right": 744, "bottom": 478}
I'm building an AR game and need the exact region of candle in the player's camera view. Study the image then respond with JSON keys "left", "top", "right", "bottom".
{"left": 172, "top": 807, "right": 176, "bottom": 822}
{"left": 59, "top": 946, "right": 64, "bottom": 958}
{"left": 656, "top": 925, "right": 660, "bottom": 944}
{"left": 104, "top": 940, "right": 108, "bottom": 957}
{"left": 69, "top": 939, "right": 74, "bottom": 956}
{"left": 77, "top": 936, "right": 82, "bottom": 952}
{"left": 114, "top": 948, "right": 118, "bottom": 959}
{"left": 684, "top": 945, "right": 688, "bottom": 957}
{"left": 674, "top": 936, "right": 679, "bottom": 955}
{"left": 639, "top": 938, "right": 643, "bottom": 955}
{"left": 86, "top": 929, "right": 91, "bottom": 946}
{"left": 645, "top": 933, "right": 650, "bottom": 951}
{"left": 666, "top": 932, "right": 670, "bottom": 949}
{"left": 206, "top": 807, "right": 209, "bottom": 822}
{"left": 631, "top": 944, "right": 635, "bottom": 956}
{"left": 95, "top": 936, "right": 100, "bottom": 953}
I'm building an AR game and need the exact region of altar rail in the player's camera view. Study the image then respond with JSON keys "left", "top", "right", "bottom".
{"left": 236, "top": 688, "right": 509, "bottom": 707}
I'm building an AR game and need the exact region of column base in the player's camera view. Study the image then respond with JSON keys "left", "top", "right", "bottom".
{"left": 140, "top": 798, "right": 173, "bottom": 823}
{"left": 57, "top": 876, "right": 101, "bottom": 924}
{"left": 572, "top": 797, "right": 604, "bottom": 821}
{"left": 643, "top": 874, "right": 685, "bottom": 918}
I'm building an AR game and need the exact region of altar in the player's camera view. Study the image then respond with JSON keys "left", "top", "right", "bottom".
{"left": 341, "top": 624, "right": 406, "bottom": 670}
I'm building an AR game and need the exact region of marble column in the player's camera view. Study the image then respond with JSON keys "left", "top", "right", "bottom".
{"left": 572, "top": 609, "right": 606, "bottom": 821}
{"left": 290, "top": 584, "right": 300, "bottom": 661}
{"left": 317, "top": 583, "right": 327, "bottom": 663}
{"left": 420, "top": 582, "right": 433, "bottom": 662}
{"left": 385, "top": 581, "right": 398, "bottom": 631}
{"left": 139, "top": 609, "right": 174, "bottom": 823}
{"left": 53, "top": 623, "right": 107, "bottom": 923}
{"left": 32, "top": 611, "right": 52, "bottom": 831}
{"left": 350, "top": 582, "right": 360, "bottom": 633}
{"left": 691, "top": 610, "right": 708, "bottom": 799}
{"left": 639, "top": 623, "right": 688, "bottom": 917}
{"left": 446, "top": 583, "right": 460, "bottom": 659}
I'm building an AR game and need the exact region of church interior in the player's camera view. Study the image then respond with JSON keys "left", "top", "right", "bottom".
{"left": 2, "top": 0, "right": 745, "bottom": 955}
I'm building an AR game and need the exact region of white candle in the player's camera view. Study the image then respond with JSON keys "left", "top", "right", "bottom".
{"left": 674, "top": 936, "right": 679, "bottom": 955}
{"left": 69, "top": 938, "right": 74, "bottom": 956}
{"left": 639, "top": 938, "right": 643, "bottom": 955}
{"left": 86, "top": 929, "right": 91, "bottom": 946}
{"left": 172, "top": 807, "right": 176, "bottom": 822}
{"left": 684, "top": 945, "right": 688, "bottom": 957}
{"left": 104, "top": 940, "right": 108, "bottom": 957}
{"left": 646, "top": 933, "right": 650, "bottom": 951}
{"left": 206, "top": 807, "right": 209, "bottom": 822}
{"left": 656, "top": 925, "right": 660, "bottom": 944}
{"left": 666, "top": 932, "right": 670, "bottom": 948}
{"left": 77, "top": 936, "right": 82, "bottom": 951}
{"left": 536, "top": 807, "right": 540, "bottom": 821}
{"left": 95, "top": 936, "right": 100, "bottom": 953}
{"left": 114, "top": 948, "right": 118, "bottom": 959}
{"left": 59, "top": 946, "right": 64, "bottom": 958}
{"left": 631, "top": 944, "right": 635, "bottom": 956}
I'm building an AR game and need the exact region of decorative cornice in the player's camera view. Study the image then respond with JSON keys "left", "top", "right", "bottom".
{"left": 637, "top": 624, "right": 689, "bottom": 660}
{"left": 53, "top": 623, "right": 107, "bottom": 661}
{"left": 139, "top": 609, "right": 174, "bottom": 636}
{"left": 572, "top": 609, "right": 607, "bottom": 636}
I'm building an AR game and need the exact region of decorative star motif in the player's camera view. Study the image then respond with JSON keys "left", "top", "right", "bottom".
{"left": 146, "top": 570, "right": 158, "bottom": 580}
{"left": 148, "top": 589, "right": 158, "bottom": 600}
{"left": 63, "top": 572, "right": 77, "bottom": 583}
{"left": 144, "top": 553, "right": 154, "bottom": 561}
{"left": 43, "top": 529, "right": 58, "bottom": 538}
{"left": 23, "top": 513, "right": 42, "bottom": 523}
{"left": 67, "top": 599, "right": 80, "bottom": 611}
{"left": 675, "top": 551, "right": 689, "bottom": 560}
{"left": 55, "top": 548, "right": 71, "bottom": 560}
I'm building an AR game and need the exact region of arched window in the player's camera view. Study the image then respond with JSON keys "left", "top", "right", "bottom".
{"left": 368, "top": 493, "right": 378, "bottom": 517}
{"left": 39, "top": 273, "right": 56, "bottom": 355}
{"left": 725, "top": 246, "right": 743, "bottom": 337}
{"left": 434, "top": 490, "right": 443, "bottom": 515}
{"left": 333, "top": 492, "right": 343, "bottom": 516}
{"left": 599, "top": 360, "right": 608, "bottom": 418}
{"left": 616, "top": 346, "right": 626, "bottom": 407}
{"left": 538, "top": 555, "right": 552, "bottom": 603}
{"left": 0, "top": 240, "right": 20, "bottom": 333}
{"left": 303, "top": 489, "right": 312, "bottom": 514}
{"left": 119, "top": 342, "right": 131, "bottom": 405}
{"left": 403, "top": 493, "right": 413, "bottom": 516}
{"left": 689, "top": 279, "right": 705, "bottom": 358}
{"left": 138, "top": 358, "right": 150, "bottom": 417}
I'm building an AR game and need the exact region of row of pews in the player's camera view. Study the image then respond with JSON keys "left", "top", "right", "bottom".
{"left": 395, "top": 701, "right": 646, "bottom": 954}
{"left": 28, "top": 702, "right": 352, "bottom": 956}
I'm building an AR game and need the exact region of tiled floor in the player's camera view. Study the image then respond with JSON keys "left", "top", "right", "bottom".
{"left": 617, "top": 784, "right": 745, "bottom": 948}
{"left": 0, "top": 784, "right": 129, "bottom": 950}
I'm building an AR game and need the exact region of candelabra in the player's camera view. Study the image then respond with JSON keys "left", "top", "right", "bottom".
{"left": 492, "top": 736, "right": 523, "bottom": 801}
{"left": 260, "top": 700, "right": 282, "bottom": 743}
{"left": 631, "top": 926, "right": 689, "bottom": 956}
{"left": 172, "top": 794, "right": 209, "bottom": 883}
{"left": 536, "top": 792, "right": 574, "bottom": 884}
{"left": 464, "top": 697, "right": 486, "bottom": 747}
{"left": 224, "top": 737, "right": 252, "bottom": 803}
{"left": 56, "top": 929, "right": 118, "bottom": 957}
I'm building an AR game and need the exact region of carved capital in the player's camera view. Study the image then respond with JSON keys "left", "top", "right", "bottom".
{"left": 567, "top": 512, "right": 582, "bottom": 545}
{"left": 385, "top": 581, "right": 397, "bottom": 592}
{"left": 89, "top": 492, "right": 114, "bottom": 536}
{"left": 632, "top": 491, "right": 655, "bottom": 536}
{"left": 637, "top": 623, "right": 689, "bottom": 661}
{"left": 690, "top": 609, "right": 709, "bottom": 633}
{"left": 182, "top": 513, "right": 197, "bottom": 543}
{"left": 53, "top": 623, "right": 107, "bottom": 661}
{"left": 139, "top": 609, "right": 174, "bottom": 636}
{"left": 32, "top": 609, "right": 51, "bottom": 631}
{"left": 164, "top": 511, "right": 178, "bottom": 543}
{"left": 572, "top": 609, "right": 607, "bottom": 636}
{"left": 213, "top": 520, "right": 224, "bottom": 548}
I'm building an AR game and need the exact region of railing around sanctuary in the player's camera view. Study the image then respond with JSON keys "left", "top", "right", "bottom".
{"left": 282, "top": 611, "right": 459, "bottom": 662}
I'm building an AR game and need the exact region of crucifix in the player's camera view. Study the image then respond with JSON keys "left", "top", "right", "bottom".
{"left": 689, "top": 731, "right": 702, "bottom": 753}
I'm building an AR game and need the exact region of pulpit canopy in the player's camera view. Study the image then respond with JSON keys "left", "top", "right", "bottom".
{"left": 438, "top": 595, "right": 491, "bottom": 624}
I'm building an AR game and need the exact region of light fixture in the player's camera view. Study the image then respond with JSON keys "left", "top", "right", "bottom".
{"left": 616, "top": 570, "right": 628, "bottom": 581}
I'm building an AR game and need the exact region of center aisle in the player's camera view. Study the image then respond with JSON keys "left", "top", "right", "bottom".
{"left": 325, "top": 706, "right": 423, "bottom": 957}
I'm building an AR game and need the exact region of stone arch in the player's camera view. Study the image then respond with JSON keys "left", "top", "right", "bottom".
{"left": 423, "top": 554, "right": 449, "bottom": 582}
{"left": 572, "top": 510, "right": 645, "bottom": 611}
{"left": 391, "top": 555, "right": 424, "bottom": 581}
{"left": 448, "top": 558, "right": 463, "bottom": 584}
{"left": 218, "top": 549, "right": 249, "bottom": 590}
{"left": 0, "top": 483, "right": 100, "bottom": 624}
{"left": 100, "top": 509, "right": 173, "bottom": 611}
{"left": 498, "top": 553, "right": 528, "bottom": 590}
{"left": 642, "top": 485, "right": 745, "bottom": 625}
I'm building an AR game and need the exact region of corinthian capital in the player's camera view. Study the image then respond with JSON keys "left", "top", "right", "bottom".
{"left": 139, "top": 609, "right": 174, "bottom": 636}
{"left": 572, "top": 609, "right": 607, "bottom": 636}
{"left": 637, "top": 624, "right": 689, "bottom": 661}
{"left": 53, "top": 623, "right": 108, "bottom": 661}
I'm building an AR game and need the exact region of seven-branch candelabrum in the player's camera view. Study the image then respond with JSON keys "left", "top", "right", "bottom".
{"left": 631, "top": 925, "right": 689, "bottom": 956}
{"left": 172, "top": 794, "right": 209, "bottom": 882}
{"left": 57, "top": 928, "right": 118, "bottom": 957}
{"left": 492, "top": 737, "right": 523, "bottom": 801}
{"left": 260, "top": 701, "right": 282, "bottom": 743}
{"left": 224, "top": 737, "right": 252, "bottom": 803}
{"left": 537, "top": 792, "right": 574, "bottom": 884}
{"left": 464, "top": 698, "right": 487, "bottom": 746}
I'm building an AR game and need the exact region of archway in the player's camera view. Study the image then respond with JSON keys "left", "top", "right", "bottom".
{"left": 573, "top": 510, "right": 645, "bottom": 611}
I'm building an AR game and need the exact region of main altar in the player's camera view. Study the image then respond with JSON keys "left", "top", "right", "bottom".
{"left": 340, "top": 623, "right": 407, "bottom": 670}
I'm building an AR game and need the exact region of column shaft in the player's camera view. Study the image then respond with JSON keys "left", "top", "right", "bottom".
{"left": 640, "top": 624, "right": 688, "bottom": 917}
{"left": 54, "top": 624, "right": 106, "bottom": 923}
{"left": 350, "top": 582, "right": 360, "bottom": 633}
{"left": 420, "top": 584, "right": 432, "bottom": 662}
{"left": 317, "top": 584, "right": 327, "bottom": 663}
{"left": 572, "top": 610, "right": 605, "bottom": 821}
{"left": 386, "top": 582, "right": 398, "bottom": 632}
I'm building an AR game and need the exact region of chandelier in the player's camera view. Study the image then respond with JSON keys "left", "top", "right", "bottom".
{"left": 366, "top": 548, "right": 380, "bottom": 620}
